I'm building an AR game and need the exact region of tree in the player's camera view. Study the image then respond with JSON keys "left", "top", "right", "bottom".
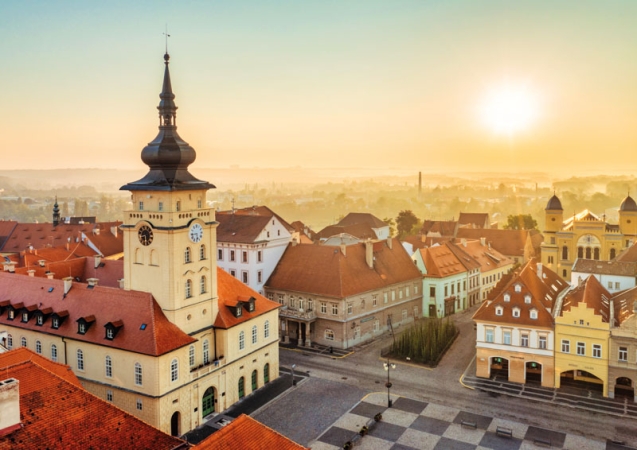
{"left": 503, "top": 214, "right": 537, "bottom": 230}
{"left": 383, "top": 217, "right": 396, "bottom": 237}
{"left": 396, "top": 210, "right": 419, "bottom": 239}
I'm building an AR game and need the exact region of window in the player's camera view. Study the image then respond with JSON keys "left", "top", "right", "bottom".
{"left": 200, "top": 245, "right": 206, "bottom": 260}
{"left": 77, "top": 349, "right": 84, "bottom": 371}
{"left": 106, "top": 328, "right": 114, "bottom": 340}
{"left": 308, "top": 299, "right": 313, "bottom": 311}
{"left": 430, "top": 286, "right": 436, "bottom": 297}
{"left": 347, "top": 303, "right": 353, "bottom": 315}
{"left": 242, "top": 251, "right": 248, "bottom": 263}
{"left": 200, "top": 276, "right": 207, "bottom": 294}
{"left": 257, "top": 251, "right": 262, "bottom": 263}
{"left": 548, "top": 256, "right": 554, "bottom": 264}
{"left": 562, "top": 246, "right": 568, "bottom": 260}
{"left": 530, "top": 309, "right": 538, "bottom": 319}
{"left": 158, "top": 201, "right": 163, "bottom": 211}
{"left": 414, "top": 285, "right": 418, "bottom": 294}
{"left": 230, "top": 250, "right": 235, "bottom": 262}
{"left": 561, "top": 340, "right": 570, "bottom": 353}
{"left": 524, "top": 295, "right": 531, "bottom": 304}
{"left": 384, "top": 292, "right": 388, "bottom": 303}
{"left": 136, "top": 399, "right": 143, "bottom": 411}
{"left": 189, "top": 345, "right": 195, "bottom": 367}
{"left": 51, "top": 344, "right": 58, "bottom": 361}
{"left": 239, "top": 331, "right": 245, "bottom": 350}
{"left": 619, "top": 347, "right": 628, "bottom": 362}
{"left": 615, "top": 282, "right": 620, "bottom": 289}
{"left": 264, "top": 363, "right": 270, "bottom": 384}
{"left": 251, "top": 369, "right": 258, "bottom": 391}
{"left": 139, "top": 201, "right": 144, "bottom": 211}
{"left": 21, "top": 337, "right": 27, "bottom": 348}
{"left": 444, "top": 286, "right": 448, "bottom": 297}
{"left": 321, "top": 302, "right": 327, "bottom": 313}
{"left": 6, "top": 334, "right": 11, "bottom": 349}
{"left": 8, "top": 310, "right": 14, "bottom": 320}
{"left": 372, "top": 295, "right": 377, "bottom": 307}
{"left": 399, "top": 289, "right": 403, "bottom": 299}
{"left": 503, "top": 330, "right": 511, "bottom": 345}
{"left": 485, "top": 328, "right": 494, "bottom": 343}
{"left": 257, "top": 271, "right": 263, "bottom": 283}
{"left": 278, "top": 294, "right": 285, "bottom": 305}
{"left": 391, "top": 291, "right": 396, "bottom": 301}
{"left": 218, "top": 249, "right": 223, "bottom": 260}
{"left": 203, "top": 340, "right": 210, "bottom": 365}
{"left": 185, "top": 247, "right": 191, "bottom": 263}
{"left": 539, "top": 336, "right": 547, "bottom": 349}
{"left": 135, "top": 363, "right": 143, "bottom": 386}
{"left": 373, "top": 320, "right": 379, "bottom": 332}
{"left": 185, "top": 279, "right": 192, "bottom": 298}
{"left": 105, "top": 356, "right": 113, "bottom": 377}
{"left": 406, "top": 286, "right": 410, "bottom": 297}
{"left": 521, "top": 334, "right": 529, "bottom": 347}
{"left": 513, "top": 308, "right": 520, "bottom": 318}
{"left": 22, "top": 312, "right": 28, "bottom": 322}
{"left": 577, "top": 342, "right": 585, "bottom": 355}
{"left": 252, "top": 325, "right": 257, "bottom": 344}
{"left": 230, "top": 269, "right": 236, "bottom": 278}
{"left": 35, "top": 340, "right": 42, "bottom": 354}
{"left": 106, "top": 390, "right": 113, "bottom": 402}
{"left": 242, "top": 272, "right": 248, "bottom": 284}
{"left": 36, "top": 315, "right": 43, "bottom": 326}
{"left": 331, "top": 303, "right": 338, "bottom": 315}
{"left": 170, "top": 359, "right": 178, "bottom": 382}
{"left": 197, "top": 199, "right": 202, "bottom": 208}
{"left": 289, "top": 296, "right": 295, "bottom": 308}
{"left": 325, "top": 329, "right": 334, "bottom": 340}
{"left": 495, "top": 307, "right": 503, "bottom": 316}
{"left": 593, "top": 344, "right": 601, "bottom": 358}
{"left": 451, "top": 284, "right": 455, "bottom": 295}
{"left": 78, "top": 322, "right": 86, "bottom": 334}
{"left": 238, "top": 377, "right": 245, "bottom": 399}
{"left": 360, "top": 299, "right": 365, "bottom": 310}
{"left": 263, "top": 320, "right": 270, "bottom": 339}
{"left": 176, "top": 201, "right": 181, "bottom": 211}
{"left": 402, "top": 309, "right": 407, "bottom": 320}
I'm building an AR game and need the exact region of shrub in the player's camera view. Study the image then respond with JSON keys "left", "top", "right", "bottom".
{"left": 390, "top": 318, "right": 457, "bottom": 365}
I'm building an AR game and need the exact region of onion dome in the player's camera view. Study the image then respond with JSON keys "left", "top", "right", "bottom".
{"left": 545, "top": 194, "right": 563, "bottom": 211}
{"left": 121, "top": 53, "right": 215, "bottom": 192}
{"left": 620, "top": 195, "right": 637, "bottom": 212}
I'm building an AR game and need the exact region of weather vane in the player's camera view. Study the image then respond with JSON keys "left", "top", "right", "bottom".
{"left": 163, "top": 24, "right": 171, "bottom": 54}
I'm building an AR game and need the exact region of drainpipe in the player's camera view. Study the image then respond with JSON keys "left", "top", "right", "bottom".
{"left": 212, "top": 326, "right": 218, "bottom": 361}
{"left": 61, "top": 337, "right": 68, "bottom": 365}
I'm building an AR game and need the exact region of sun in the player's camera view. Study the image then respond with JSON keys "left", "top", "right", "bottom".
{"left": 479, "top": 83, "right": 540, "bottom": 135}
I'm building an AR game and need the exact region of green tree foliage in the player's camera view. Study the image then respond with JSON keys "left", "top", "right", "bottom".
{"left": 383, "top": 217, "right": 396, "bottom": 237}
{"left": 396, "top": 210, "right": 419, "bottom": 238}
{"left": 503, "top": 214, "right": 537, "bottom": 230}
{"left": 390, "top": 318, "right": 457, "bottom": 365}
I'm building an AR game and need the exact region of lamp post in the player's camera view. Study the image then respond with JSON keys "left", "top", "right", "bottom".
{"left": 291, "top": 364, "right": 296, "bottom": 386}
{"left": 383, "top": 359, "right": 396, "bottom": 407}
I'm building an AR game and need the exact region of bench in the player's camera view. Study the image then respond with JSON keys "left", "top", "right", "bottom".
{"left": 534, "top": 438, "right": 551, "bottom": 447}
{"left": 496, "top": 427, "right": 513, "bottom": 438}
{"left": 460, "top": 420, "right": 477, "bottom": 430}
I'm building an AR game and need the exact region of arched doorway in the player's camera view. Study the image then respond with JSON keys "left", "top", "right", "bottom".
{"left": 238, "top": 376, "right": 245, "bottom": 399}
{"left": 490, "top": 357, "right": 509, "bottom": 381}
{"left": 614, "top": 377, "right": 634, "bottom": 400}
{"left": 525, "top": 361, "right": 542, "bottom": 384}
{"left": 202, "top": 387, "right": 216, "bottom": 417}
{"left": 251, "top": 369, "right": 258, "bottom": 391}
{"left": 559, "top": 370, "right": 603, "bottom": 394}
{"left": 170, "top": 411, "right": 180, "bottom": 437}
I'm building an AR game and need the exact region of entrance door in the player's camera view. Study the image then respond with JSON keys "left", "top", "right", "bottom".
{"left": 429, "top": 304, "right": 436, "bottom": 317}
{"left": 525, "top": 361, "right": 542, "bottom": 384}
{"left": 614, "top": 377, "right": 634, "bottom": 400}
{"left": 238, "top": 377, "right": 245, "bottom": 399}
{"left": 251, "top": 370, "right": 258, "bottom": 391}
{"left": 490, "top": 357, "right": 509, "bottom": 381}
{"left": 170, "top": 411, "right": 180, "bottom": 436}
{"left": 202, "top": 387, "right": 215, "bottom": 417}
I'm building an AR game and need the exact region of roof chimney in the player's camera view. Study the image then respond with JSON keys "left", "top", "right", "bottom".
{"left": 63, "top": 276, "right": 73, "bottom": 296}
{"left": 536, "top": 262, "right": 543, "bottom": 279}
{"left": 87, "top": 278, "right": 99, "bottom": 288}
{"left": 38, "top": 260, "right": 46, "bottom": 267}
{"left": 94, "top": 255, "right": 102, "bottom": 269}
{"left": 386, "top": 237, "right": 392, "bottom": 250}
{"left": 365, "top": 239, "right": 373, "bottom": 269}
{"left": 93, "top": 227, "right": 100, "bottom": 236}
{"left": 340, "top": 243, "right": 346, "bottom": 256}
{"left": 46, "top": 272, "right": 55, "bottom": 280}
{"left": 480, "top": 237, "right": 486, "bottom": 246}
{"left": 27, "top": 270, "right": 35, "bottom": 277}
{"left": 110, "top": 225, "right": 118, "bottom": 237}
{"left": 0, "top": 378, "right": 21, "bottom": 437}
{"left": 118, "top": 278, "right": 125, "bottom": 289}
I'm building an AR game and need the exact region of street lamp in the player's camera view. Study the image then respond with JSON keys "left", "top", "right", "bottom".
{"left": 383, "top": 359, "right": 396, "bottom": 407}
{"left": 291, "top": 364, "right": 296, "bottom": 386}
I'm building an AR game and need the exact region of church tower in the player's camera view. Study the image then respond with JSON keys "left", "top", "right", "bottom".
{"left": 52, "top": 196, "right": 60, "bottom": 227}
{"left": 541, "top": 193, "right": 563, "bottom": 274}
{"left": 120, "top": 53, "right": 218, "bottom": 334}
{"left": 618, "top": 194, "right": 637, "bottom": 245}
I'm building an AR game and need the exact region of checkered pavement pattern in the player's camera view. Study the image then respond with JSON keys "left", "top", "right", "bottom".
{"left": 311, "top": 394, "right": 633, "bottom": 450}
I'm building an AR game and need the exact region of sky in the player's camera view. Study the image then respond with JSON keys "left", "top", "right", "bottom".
{"left": 2, "top": 1, "right": 637, "bottom": 175}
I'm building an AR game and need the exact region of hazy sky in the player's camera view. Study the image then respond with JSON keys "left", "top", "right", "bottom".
{"left": 3, "top": 1, "right": 637, "bottom": 174}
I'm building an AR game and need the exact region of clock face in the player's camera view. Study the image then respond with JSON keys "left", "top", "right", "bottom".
{"left": 138, "top": 225, "right": 153, "bottom": 246}
{"left": 189, "top": 223, "right": 203, "bottom": 243}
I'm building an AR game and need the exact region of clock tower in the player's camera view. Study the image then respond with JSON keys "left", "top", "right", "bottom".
{"left": 120, "top": 53, "right": 218, "bottom": 334}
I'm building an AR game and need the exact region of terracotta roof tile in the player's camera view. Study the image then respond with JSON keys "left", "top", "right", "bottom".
{"left": 216, "top": 214, "right": 272, "bottom": 244}
{"left": 226, "top": 205, "right": 295, "bottom": 232}
{"left": 336, "top": 212, "right": 387, "bottom": 229}
{"left": 418, "top": 244, "right": 467, "bottom": 278}
{"left": 450, "top": 239, "right": 514, "bottom": 273}
{"left": 0, "top": 348, "right": 185, "bottom": 449}
{"left": 572, "top": 259, "right": 637, "bottom": 277}
{"left": 0, "top": 272, "right": 194, "bottom": 356}
{"left": 194, "top": 414, "right": 308, "bottom": 450}
{"left": 560, "top": 275, "right": 611, "bottom": 321}
{"left": 315, "top": 223, "right": 378, "bottom": 241}
{"left": 610, "top": 287, "right": 637, "bottom": 325}
{"left": 266, "top": 239, "right": 421, "bottom": 298}
{"left": 458, "top": 213, "right": 489, "bottom": 228}
{"left": 456, "top": 228, "right": 543, "bottom": 258}
{"left": 421, "top": 220, "right": 458, "bottom": 236}
{"left": 616, "top": 242, "right": 637, "bottom": 262}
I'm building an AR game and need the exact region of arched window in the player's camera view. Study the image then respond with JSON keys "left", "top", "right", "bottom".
{"left": 200, "top": 276, "right": 207, "bottom": 294}
{"left": 238, "top": 377, "right": 245, "bottom": 399}
{"left": 239, "top": 331, "right": 245, "bottom": 350}
{"left": 150, "top": 249, "right": 158, "bottom": 266}
{"left": 264, "top": 320, "right": 270, "bottom": 339}
{"left": 21, "top": 337, "right": 27, "bottom": 348}
{"left": 610, "top": 248, "right": 617, "bottom": 260}
{"left": 199, "top": 244, "right": 206, "bottom": 260}
{"left": 170, "top": 359, "right": 178, "bottom": 382}
{"left": 185, "top": 279, "right": 192, "bottom": 298}
{"left": 51, "top": 344, "right": 57, "bottom": 362}
{"left": 251, "top": 369, "right": 258, "bottom": 391}
{"left": 578, "top": 247, "right": 584, "bottom": 259}
{"left": 585, "top": 247, "right": 592, "bottom": 259}
{"left": 77, "top": 349, "right": 84, "bottom": 371}
{"left": 135, "top": 362, "right": 143, "bottom": 386}
{"left": 264, "top": 363, "right": 270, "bottom": 384}
{"left": 189, "top": 345, "right": 195, "bottom": 367}
{"left": 185, "top": 247, "right": 191, "bottom": 264}
{"left": 325, "top": 329, "right": 335, "bottom": 341}
{"left": 252, "top": 325, "right": 257, "bottom": 344}
{"left": 105, "top": 356, "right": 113, "bottom": 378}
{"left": 593, "top": 247, "right": 600, "bottom": 260}
{"left": 6, "top": 334, "right": 12, "bottom": 349}
{"left": 562, "top": 246, "right": 568, "bottom": 260}
{"left": 35, "top": 340, "right": 42, "bottom": 354}
{"left": 203, "top": 340, "right": 210, "bottom": 365}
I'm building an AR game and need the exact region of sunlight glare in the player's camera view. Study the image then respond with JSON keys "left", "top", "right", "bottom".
{"left": 480, "top": 83, "right": 540, "bottom": 135}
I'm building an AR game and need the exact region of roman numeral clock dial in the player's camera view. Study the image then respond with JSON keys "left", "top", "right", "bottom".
{"left": 138, "top": 225, "right": 153, "bottom": 246}
{"left": 189, "top": 223, "right": 203, "bottom": 243}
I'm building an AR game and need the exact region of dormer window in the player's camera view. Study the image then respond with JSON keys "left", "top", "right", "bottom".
{"left": 514, "top": 284, "right": 522, "bottom": 293}
{"left": 52, "top": 317, "right": 59, "bottom": 328}
{"left": 512, "top": 308, "right": 520, "bottom": 318}
{"left": 37, "top": 315, "right": 43, "bottom": 325}
{"left": 495, "top": 306, "right": 503, "bottom": 316}
{"left": 236, "top": 306, "right": 242, "bottom": 317}
{"left": 503, "top": 294, "right": 510, "bottom": 302}
{"left": 524, "top": 295, "right": 531, "bottom": 304}
{"left": 246, "top": 297, "right": 256, "bottom": 313}
{"left": 76, "top": 315, "right": 96, "bottom": 335}
{"left": 22, "top": 312, "right": 28, "bottom": 322}
{"left": 530, "top": 309, "right": 538, "bottom": 319}
{"left": 104, "top": 320, "right": 123, "bottom": 340}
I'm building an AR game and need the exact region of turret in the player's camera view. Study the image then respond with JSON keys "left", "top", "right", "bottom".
{"left": 545, "top": 193, "right": 563, "bottom": 233}
{"left": 618, "top": 194, "right": 637, "bottom": 238}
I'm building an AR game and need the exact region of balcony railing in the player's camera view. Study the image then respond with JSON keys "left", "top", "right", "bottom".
{"left": 279, "top": 306, "right": 317, "bottom": 321}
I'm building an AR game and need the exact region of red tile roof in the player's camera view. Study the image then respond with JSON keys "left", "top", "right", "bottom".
{"left": 0, "top": 348, "right": 186, "bottom": 450}
{"left": 0, "top": 272, "right": 195, "bottom": 356}
{"left": 225, "top": 205, "right": 295, "bottom": 232}
{"left": 610, "top": 287, "right": 637, "bottom": 326}
{"left": 450, "top": 239, "right": 514, "bottom": 273}
{"left": 315, "top": 223, "right": 378, "bottom": 241}
{"left": 336, "top": 212, "right": 387, "bottom": 229}
{"left": 456, "top": 228, "right": 543, "bottom": 258}
{"left": 458, "top": 212, "right": 489, "bottom": 228}
{"left": 560, "top": 275, "right": 611, "bottom": 321}
{"left": 418, "top": 244, "right": 467, "bottom": 278}
{"left": 266, "top": 239, "right": 421, "bottom": 298}
{"left": 194, "top": 414, "right": 308, "bottom": 450}
{"left": 214, "top": 268, "right": 280, "bottom": 329}
{"left": 616, "top": 242, "right": 637, "bottom": 262}
{"left": 421, "top": 220, "right": 458, "bottom": 236}
{"left": 0, "top": 221, "right": 17, "bottom": 249}
{"left": 216, "top": 213, "right": 272, "bottom": 244}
